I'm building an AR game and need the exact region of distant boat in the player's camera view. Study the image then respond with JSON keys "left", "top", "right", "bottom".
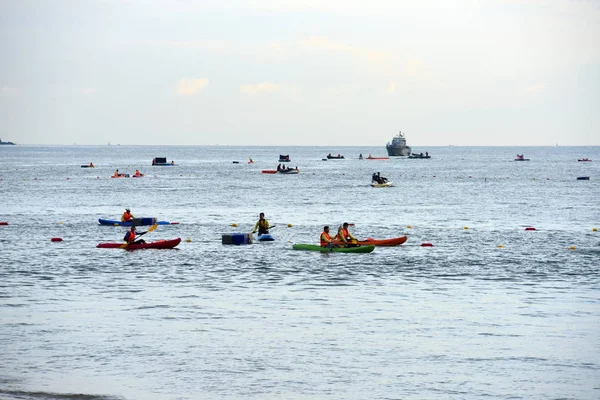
{"left": 515, "top": 154, "right": 530, "bottom": 161}
{"left": 152, "top": 157, "right": 177, "bottom": 166}
{"left": 577, "top": 158, "right": 592, "bottom": 162}
{"left": 0, "top": 138, "right": 16, "bottom": 145}
{"left": 386, "top": 131, "right": 411, "bottom": 156}
{"left": 408, "top": 152, "right": 431, "bottom": 159}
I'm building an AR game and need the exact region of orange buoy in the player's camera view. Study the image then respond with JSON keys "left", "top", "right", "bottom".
{"left": 525, "top": 227, "right": 536, "bottom": 231}
{"left": 421, "top": 243, "right": 434, "bottom": 247}
{"left": 51, "top": 237, "right": 63, "bottom": 242}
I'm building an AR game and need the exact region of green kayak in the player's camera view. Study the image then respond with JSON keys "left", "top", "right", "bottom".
{"left": 293, "top": 244, "right": 375, "bottom": 253}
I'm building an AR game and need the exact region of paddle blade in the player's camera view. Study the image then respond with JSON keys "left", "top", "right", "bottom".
{"left": 148, "top": 223, "right": 158, "bottom": 232}
{"left": 119, "top": 242, "right": 129, "bottom": 249}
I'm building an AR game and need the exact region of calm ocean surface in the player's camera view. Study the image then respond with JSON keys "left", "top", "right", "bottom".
{"left": 0, "top": 145, "right": 599, "bottom": 400}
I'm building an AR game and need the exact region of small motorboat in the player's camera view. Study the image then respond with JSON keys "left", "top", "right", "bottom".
{"left": 371, "top": 181, "right": 393, "bottom": 187}
{"left": 326, "top": 154, "right": 345, "bottom": 159}
{"left": 408, "top": 152, "right": 431, "bottom": 159}
{"left": 279, "top": 168, "right": 299, "bottom": 174}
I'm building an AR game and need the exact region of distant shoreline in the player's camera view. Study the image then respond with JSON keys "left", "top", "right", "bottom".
{"left": 0, "top": 139, "right": 16, "bottom": 145}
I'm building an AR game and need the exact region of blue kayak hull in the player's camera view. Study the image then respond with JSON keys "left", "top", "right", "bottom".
{"left": 257, "top": 234, "right": 275, "bottom": 241}
{"left": 99, "top": 218, "right": 172, "bottom": 226}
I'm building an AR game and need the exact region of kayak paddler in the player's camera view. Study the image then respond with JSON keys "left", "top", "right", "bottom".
{"left": 121, "top": 208, "right": 134, "bottom": 222}
{"left": 253, "top": 212, "right": 270, "bottom": 236}
{"left": 320, "top": 226, "right": 339, "bottom": 248}
{"left": 124, "top": 226, "right": 146, "bottom": 245}
{"left": 337, "top": 222, "right": 358, "bottom": 246}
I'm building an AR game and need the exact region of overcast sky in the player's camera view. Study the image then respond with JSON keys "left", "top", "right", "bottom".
{"left": 1, "top": 0, "right": 598, "bottom": 146}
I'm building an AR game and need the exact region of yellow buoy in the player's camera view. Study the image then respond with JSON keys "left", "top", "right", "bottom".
{"left": 593, "top": 228, "right": 598, "bottom": 232}
{"left": 287, "top": 223, "right": 293, "bottom": 228}
{"left": 464, "top": 226, "right": 469, "bottom": 230}
{"left": 185, "top": 238, "right": 192, "bottom": 243}
{"left": 497, "top": 245, "right": 504, "bottom": 248}
{"left": 231, "top": 223, "right": 238, "bottom": 227}
{"left": 407, "top": 225, "right": 413, "bottom": 229}
{"left": 569, "top": 245, "right": 576, "bottom": 250}
{"left": 59, "top": 222, "right": 65, "bottom": 225}
{"left": 114, "top": 223, "right": 119, "bottom": 226}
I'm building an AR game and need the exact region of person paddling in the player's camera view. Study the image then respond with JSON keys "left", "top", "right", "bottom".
{"left": 320, "top": 226, "right": 338, "bottom": 248}
{"left": 124, "top": 226, "right": 146, "bottom": 245}
{"left": 253, "top": 212, "right": 271, "bottom": 236}
{"left": 337, "top": 222, "right": 358, "bottom": 246}
{"left": 121, "top": 208, "right": 134, "bottom": 222}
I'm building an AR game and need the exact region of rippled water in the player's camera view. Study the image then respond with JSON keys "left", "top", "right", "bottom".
{"left": 1, "top": 145, "right": 599, "bottom": 400}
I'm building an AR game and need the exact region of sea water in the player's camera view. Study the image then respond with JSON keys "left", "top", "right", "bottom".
{"left": 0, "top": 145, "right": 599, "bottom": 400}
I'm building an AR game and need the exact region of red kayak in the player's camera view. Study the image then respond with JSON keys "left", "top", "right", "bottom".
{"left": 262, "top": 170, "right": 278, "bottom": 174}
{"left": 96, "top": 238, "right": 181, "bottom": 249}
{"left": 356, "top": 236, "right": 407, "bottom": 247}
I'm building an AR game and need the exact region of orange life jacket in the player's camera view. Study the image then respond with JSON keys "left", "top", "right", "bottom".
{"left": 125, "top": 231, "right": 136, "bottom": 243}
{"left": 122, "top": 212, "right": 133, "bottom": 221}
{"left": 320, "top": 231, "right": 333, "bottom": 247}
{"left": 338, "top": 227, "right": 354, "bottom": 242}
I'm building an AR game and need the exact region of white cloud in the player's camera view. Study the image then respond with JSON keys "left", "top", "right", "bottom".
{"left": 176, "top": 79, "right": 209, "bottom": 96}
{"left": 1, "top": 87, "right": 19, "bottom": 96}
{"left": 240, "top": 82, "right": 281, "bottom": 96}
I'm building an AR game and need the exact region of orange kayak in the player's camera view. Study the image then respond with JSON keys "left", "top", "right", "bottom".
{"left": 356, "top": 236, "right": 407, "bottom": 247}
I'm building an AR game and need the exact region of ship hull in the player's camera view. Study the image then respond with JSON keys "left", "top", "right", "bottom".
{"left": 386, "top": 145, "right": 411, "bottom": 156}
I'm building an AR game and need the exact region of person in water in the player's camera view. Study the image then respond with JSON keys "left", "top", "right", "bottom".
{"left": 320, "top": 226, "right": 338, "bottom": 248}
{"left": 124, "top": 226, "right": 146, "bottom": 245}
{"left": 121, "top": 208, "right": 134, "bottom": 222}
{"left": 253, "top": 212, "right": 270, "bottom": 236}
{"left": 337, "top": 222, "right": 357, "bottom": 246}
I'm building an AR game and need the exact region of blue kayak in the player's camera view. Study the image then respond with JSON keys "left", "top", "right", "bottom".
{"left": 257, "top": 233, "right": 275, "bottom": 242}
{"left": 98, "top": 218, "right": 176, "bottom": 226}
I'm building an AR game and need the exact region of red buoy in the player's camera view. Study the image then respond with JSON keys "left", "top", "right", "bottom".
{"left": 421, "top": 243, "right": 434, "bottom": 247}
{"left": 51, "top": 237, "right": 63, "bottom": 242}
{"left": 525, "top": 227, "right": 536, "bottom": 231}
{"left": 0, "top": 221, "right": 8, "bottom": 225}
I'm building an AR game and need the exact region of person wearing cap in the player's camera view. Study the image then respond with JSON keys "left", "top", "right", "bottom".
{"left": 123, "top": 226, "right": 146, "bottom": 244}
{"left": 253, "top": 212, "right": 270, "bottom": 236}
{"left": 121, "top": 208, "right": 134, "bottom": 222}
{"left": 336, "top": 222, "right": 357, "bottom": 246}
